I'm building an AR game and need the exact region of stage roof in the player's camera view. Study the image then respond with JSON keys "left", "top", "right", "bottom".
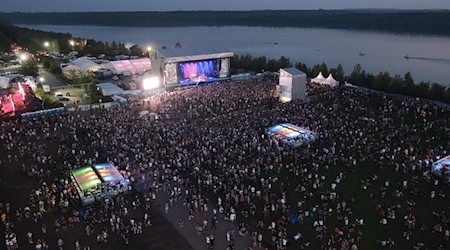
{"left": 72, "top": 167, "right": 102, "bottom": 191}
{"left": 94, "top": 163, "right": 124, "bottom": 183}
{"left": 72, "top": 163, "right": 125, "bottom": 191}
{"left": 280, "top": 68, "right": 306, "bottom": 76}
{"left": 161, "top": 48, "right": 234, "bottom": 64}
{"left": 432, "top": 155, "right": 450, "bottom": 176}
{"left": 267, "top": 123, "right": 314, "bottom": 139}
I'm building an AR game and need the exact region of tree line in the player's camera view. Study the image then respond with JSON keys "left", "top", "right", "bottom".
{"left": 0, "top": 22, "right": 144, "bottom": 57}
{"left": 231, "top": 54, "right": 450, "bottom": 104}
{"left": 2, "top": 10, "right": 450, "bottom": 36}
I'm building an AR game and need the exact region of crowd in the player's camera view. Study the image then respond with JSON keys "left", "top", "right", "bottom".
{"left": 0, "top": 78, "right": 449, "bottom": 250}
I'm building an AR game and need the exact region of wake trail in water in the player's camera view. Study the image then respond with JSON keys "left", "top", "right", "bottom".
{"left": 406, "top": 56, "right": 450, "bottom": 65}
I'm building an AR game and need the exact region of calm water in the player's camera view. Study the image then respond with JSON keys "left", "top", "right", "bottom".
{"left": 23, "top": 25, "right": 450, "bottom": 86}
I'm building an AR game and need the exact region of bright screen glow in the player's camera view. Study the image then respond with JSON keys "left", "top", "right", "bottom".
{"left": 179, "top": 60, "right": 218, "bottom": 84}
{"left": 143, "top": 76, "right": 160, "bottom": 90}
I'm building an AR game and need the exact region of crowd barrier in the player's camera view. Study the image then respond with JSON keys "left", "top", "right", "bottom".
{"left": 21, "top": 107, "right": 65, "bottom": 121}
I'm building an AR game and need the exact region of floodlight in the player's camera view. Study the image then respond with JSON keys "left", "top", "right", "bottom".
{"left": 143, "top": 76, "right": 160, "bottom": 90}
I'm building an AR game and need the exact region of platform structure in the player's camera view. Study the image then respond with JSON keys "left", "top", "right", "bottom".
{"left": 158, "top": 48, "right": 233, "bottom": 86}
{"left": 71, "top": 163, "right": 128, "bottom": 205}
{"left": 432, "top": 155, "right": 450, "bottom": 182}
{"left": 266, "top": 123, "right": 318, "bottom": 148}
{"left": 279, "top": 68, "right": 307, "bottom": 102}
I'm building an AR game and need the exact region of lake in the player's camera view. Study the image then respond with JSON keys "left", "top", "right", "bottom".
{"left": 23, "top": 25, "right": 450, "bottom": 86}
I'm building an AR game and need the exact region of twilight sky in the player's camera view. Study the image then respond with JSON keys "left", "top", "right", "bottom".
{"left": 2, "top": 0, "right": 450, "bottom": 12}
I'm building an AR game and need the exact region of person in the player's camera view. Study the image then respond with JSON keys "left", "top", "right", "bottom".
{"left": 57, "top": 238, "right": 64, "bottom": 250}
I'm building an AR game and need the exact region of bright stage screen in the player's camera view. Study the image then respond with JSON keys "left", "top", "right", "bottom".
{"left": 178, "top": 60, "right": 218, "bottom": 84}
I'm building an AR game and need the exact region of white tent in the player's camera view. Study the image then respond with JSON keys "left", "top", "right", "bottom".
{"left": 325, "top": 74, "right": 339, "bottom": 87}
{"left": 96, "top": 82, "right": 124, "bottom": 96}
{"left": 104, "top": 58, "right": 151, "bottom": 75}
{"left": 311, "top": 72, "right": 327, "bottom": 84}
{"left": 71, "top": 57, "right": 102, "bottom": 72}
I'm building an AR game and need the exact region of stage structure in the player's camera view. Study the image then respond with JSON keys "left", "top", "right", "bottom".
{"left": 432, "top": 155, "right": 450, "bottom": 182}
{"left": 266, "top": 123, "right": 318, "bottom": 148}
{"left": 279, "top": 68, "right": 307, "bottom": 102}
{"left": 158, "top": 48, "right": 234, "bottom": 86}
{"left": 71, "top": 163, "right": 128, "bottom": 205}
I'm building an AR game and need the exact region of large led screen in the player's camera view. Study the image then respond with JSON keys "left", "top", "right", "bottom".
{"left": 178, "top": 60, "right": 219, "bottom": 84}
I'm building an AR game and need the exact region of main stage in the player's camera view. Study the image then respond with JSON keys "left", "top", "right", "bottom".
{"left": 159, "top": 48, "right": 234, "bottom": 86}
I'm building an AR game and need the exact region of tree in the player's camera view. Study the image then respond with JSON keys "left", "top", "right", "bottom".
{"left": 295, "top": 62, "right": 309, "bottom": 76}
{"left": 416, "top": 82, "right": 430, "bottom": 99}
{"left": 390, "top": 75, "right": 404, "bottom": 94}
{"left": 85, "top": 83, "right": 103, "bottom": 103}
{"left": 403, "top": 72, "right": 415, "bottom": 96}
{"left": 19, "top": 59, "right": 39, "bottom": 77}
{"left": 373, "top": 72, "right": 392, "bottom": 91}
{"left": 129, "top": 44, "right": 143, "bottom": 57}
{"left": 429, "top": 83, "right": 446, "bottom": 102}
{"left": 334, "top": 64, "right": 345, "bottom": 83}
{"left": 349, "top": 64, "right": 363, "bottom": 85}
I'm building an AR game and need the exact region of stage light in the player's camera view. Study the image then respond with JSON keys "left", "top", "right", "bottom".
{"left": 19, "top": 54, "right": 28, "bottom": 61}
{"left": 143, "top": 76, "right": 160, "bottom": 90}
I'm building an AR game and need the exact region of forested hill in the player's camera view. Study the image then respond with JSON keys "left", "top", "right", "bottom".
{"left": 1, "top": 10, "right": 450, "bottom": 36}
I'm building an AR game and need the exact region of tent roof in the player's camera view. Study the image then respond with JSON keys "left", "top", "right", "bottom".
{"left": 71, "top": 57, "right": 101, "bottom": 71}
{"left": 280, "top": 68, "right": 306, "bottom": 76}
{"left": 96, "top": 82, "right": 124, "bottom": 96}
{"left": 326, "top": 74, "right": 339, "bottom": 86}
{"left": 311, "top": 72, "right": 325, "bottom": 83}
{"left": 107, "top": 58, "right": 151, "bottom": 73}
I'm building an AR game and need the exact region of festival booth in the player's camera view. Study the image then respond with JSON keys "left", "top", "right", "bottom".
{"left": 266, "top": 123, "right": 318, "bottom": 148}
{"left": 71, "top": 163, "right": 128, "bottom": 206}
{"left": 432, "top": 155, "right": 450, "bottom": 182}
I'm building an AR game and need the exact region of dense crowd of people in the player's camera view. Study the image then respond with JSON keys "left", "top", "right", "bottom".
{"left": 0, "top": 78, "right": 449, "bottom": 249}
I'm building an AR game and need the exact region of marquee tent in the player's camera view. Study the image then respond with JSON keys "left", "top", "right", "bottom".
{"left": 104, "top": 58, "right": 151, "bottom": 75}
{"left": 311, "top": 72, "right": 326, "bottom": 84}
{"left": 325, "top": 74, "right": 339, "bottom": 87}
{"left": 96, "top": 82, "right": 124, "bottom": 96}
{"left": 71, "top": 57, "right": 102, "bottom": 72}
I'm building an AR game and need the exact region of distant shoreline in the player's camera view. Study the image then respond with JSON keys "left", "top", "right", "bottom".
{"left": 2, "top": 10, "right": 450, "bottom": 37}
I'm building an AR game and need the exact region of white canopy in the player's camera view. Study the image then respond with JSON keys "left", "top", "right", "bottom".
{"left": 71, "top": 57, "right": 102, "bottom": 72}
{"left": 105, "top": 58, "right": 151, "bottom": 75}
{"left": 311, "top": 72, "right": 327, "bottom": 84}
{"left": 96, "top": 82, "right": 124, "bottom": 96}
{"left": 325, "top": 74, "right": 339, "bottom": 87}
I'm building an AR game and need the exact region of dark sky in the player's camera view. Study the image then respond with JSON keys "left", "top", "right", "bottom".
{"left": 2, "top": 0, "right": 450, "bottom": 12}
